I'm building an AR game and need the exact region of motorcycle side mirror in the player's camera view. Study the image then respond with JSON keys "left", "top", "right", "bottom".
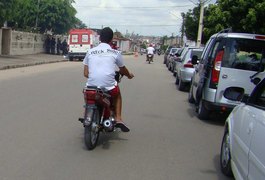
{"left": 191, "top": 55, "right": 198, "bottom": 65}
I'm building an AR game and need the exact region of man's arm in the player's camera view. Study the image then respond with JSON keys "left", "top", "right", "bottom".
{"left": 84, "top": 65, "right": 89, "bottom": 78}
{"left": 119, "top": 66, "right": 134, "bottom": 79}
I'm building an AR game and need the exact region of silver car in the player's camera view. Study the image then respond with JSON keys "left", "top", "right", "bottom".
{"left": 189, "top": 30, "right": 265, "bottom": 120}
{"left": 166, "top": 47, "right": 180, "bottom": 68}
{"left": 175, "top": 47, "right": 204, "bottom": 91}
{"left": 220, "top": 77, "right": 265, "bottom": 179}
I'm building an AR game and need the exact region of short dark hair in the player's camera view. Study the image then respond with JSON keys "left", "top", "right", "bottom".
{"left": 100, "top": 27, "right": 113, "bottom": 43}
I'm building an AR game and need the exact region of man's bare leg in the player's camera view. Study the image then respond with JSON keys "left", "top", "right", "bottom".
{"left": 113, "top": 92, "right": 130, "bottom": 132}
{"left": 114, "top": 92, "right": 122, "bottom": 122}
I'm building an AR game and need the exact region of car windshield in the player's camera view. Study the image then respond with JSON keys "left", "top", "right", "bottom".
{"left": 222, "top": 38, "right": 265, "bottom": 71}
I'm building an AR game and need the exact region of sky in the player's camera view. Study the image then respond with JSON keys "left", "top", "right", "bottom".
{"left": 72, "top": 0, "right": 216, "bottom": 37}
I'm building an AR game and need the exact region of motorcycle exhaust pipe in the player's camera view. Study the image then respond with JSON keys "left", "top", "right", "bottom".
{"left": 103, "top": 119, "right": 114, "bottom": 132}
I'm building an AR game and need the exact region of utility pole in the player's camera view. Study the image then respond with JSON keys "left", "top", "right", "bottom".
{"left": 196, "top": 0, "right": 204, "bottom": 47}
{"left": 181, "top": 13, "right": 185, "bottom": 47}
{"left": 35, "top": 0, "right": 40, "bottom": 29}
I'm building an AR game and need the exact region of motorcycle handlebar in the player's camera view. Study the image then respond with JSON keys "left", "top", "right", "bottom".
{"left": 115, "top": 71, "right": 123, "bottom": 83}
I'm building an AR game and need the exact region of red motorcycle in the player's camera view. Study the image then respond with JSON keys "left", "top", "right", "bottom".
{"left": 79, "top": 72, "right": 122, "bottom": 150}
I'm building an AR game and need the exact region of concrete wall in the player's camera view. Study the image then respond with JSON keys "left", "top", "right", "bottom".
{"left": 10, "top": 31, "right": 45, "bottom": 55}
{"left": 1, "top": 28, "right": 11, "bottom": 55}
{"left": 115, "top": 39, "right": 131, "bottom": 52}
{"left": 119, "top": 40, "right": 130, "bottom": 52}
{"left": 164, "top": 36, "right": 182, "bottom": 47}
{"left": 0, "top": 29, "right": 2, "bottom": 55}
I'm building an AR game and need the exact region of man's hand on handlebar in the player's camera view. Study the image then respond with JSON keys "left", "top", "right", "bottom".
{"left": 127, "top": 73, "right": 134, "bottom": 79}
{"left": 119, "top": 66, "right": 134, "bottom": 80}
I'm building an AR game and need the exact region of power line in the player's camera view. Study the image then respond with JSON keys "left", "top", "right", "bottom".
{"left": 74, "top": 5, "right": 192, "bottom": 9}
{"left": 187, "top": 0, "right": 198, "bottom": 5}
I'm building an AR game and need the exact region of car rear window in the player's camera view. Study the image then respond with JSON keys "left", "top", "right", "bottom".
{"left": 191, "top": 49, "right": 203, "bottom": 58}
{"left": 222, "top": 38, "right": 265, "bottom": 71}
{"left": 171, "top": 48, "right": 178, "bottom": 54}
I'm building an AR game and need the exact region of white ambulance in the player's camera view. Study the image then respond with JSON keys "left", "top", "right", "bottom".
{"left": 68, "top": 29, "right": 99, "bottom": 61}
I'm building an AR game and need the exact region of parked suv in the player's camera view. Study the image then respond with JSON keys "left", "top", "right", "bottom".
{"left": 188, "top": 30, "right": 265, "bottom": 119}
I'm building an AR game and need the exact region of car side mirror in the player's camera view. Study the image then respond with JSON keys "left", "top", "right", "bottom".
{"left": 223, "top": 87, "right": 245, "bottom": 101}
{"left": 251, "top": 77, "right": 261, "bottom": 85}
{"left": 191, "top": 55, "right": 198, "bottom": 65}
{"left": 175, "top": 53, "right": 180, "bottom": 57}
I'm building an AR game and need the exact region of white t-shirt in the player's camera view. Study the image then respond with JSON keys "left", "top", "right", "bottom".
{"left": 147, "top": 46, "right": 155, "bottom": 54}
{"left": 83, "top": 43, "right": 125, "bottom": 90}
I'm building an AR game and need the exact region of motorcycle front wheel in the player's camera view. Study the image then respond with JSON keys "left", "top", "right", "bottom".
{"left": 84, "top": 108, "right": 100, "bottom": 150}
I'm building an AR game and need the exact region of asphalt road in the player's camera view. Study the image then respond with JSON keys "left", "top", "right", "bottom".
{"left": 0, "top": 55, "right": 233, "bottom": 180}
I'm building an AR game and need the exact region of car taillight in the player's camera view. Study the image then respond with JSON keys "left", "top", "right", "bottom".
{"left": 211, "top": 50, "right": 224, "bottom": 84}
{"left": 184, "top": 60, "right": 194, "bottom": 68}
{"left": 255, "top": 35, "right": 265, "bottom": 40}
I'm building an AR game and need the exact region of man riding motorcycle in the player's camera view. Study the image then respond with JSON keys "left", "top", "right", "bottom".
{"left": 83, "top": 27, "right": 134, "bottom": 132}
{"left": 146, "top": 44, "right": 155, "bottom": 62}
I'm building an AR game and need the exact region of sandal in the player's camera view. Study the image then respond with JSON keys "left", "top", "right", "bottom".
{"left": 115, "top": 122, "right": 130, "bottom": 132}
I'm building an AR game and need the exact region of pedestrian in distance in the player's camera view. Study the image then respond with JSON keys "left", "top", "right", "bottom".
{"left": 50, "top": 37, "right": 56, "bottom": 55}
{"left": 56, "top": 38, "right": 62, "bottom": 55}
{"left": 62, "top": 39, "right": 68, "bottom": 56}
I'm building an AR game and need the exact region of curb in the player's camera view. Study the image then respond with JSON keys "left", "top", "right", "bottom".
{"left": 0, "top": 59, "right": 67, "bottom": 70}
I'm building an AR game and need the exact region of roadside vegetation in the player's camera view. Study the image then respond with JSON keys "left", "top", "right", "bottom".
{"left": 0, "top": 0, "right": 86, "bottom": 34}
{"left": 183, "top": 0, "right": 265, "bottom": 43}
{"left": 1, "top": 0, "right": 264, "bottom": 42}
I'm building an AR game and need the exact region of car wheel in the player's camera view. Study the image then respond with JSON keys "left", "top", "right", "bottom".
{"left": 172, "top": 66, "right": 176, "bottom": 76}
{"left": 197, "top": 99, "right": 209, "bottom": 120}
{"left": 178, "top": 76, "right": 185, "bottom": 91}
{"left": 188, "top": 85, "right": 195, "bottom": 103}
{"left": 170, "top": 66, "right": 174, "bottom": 73}
{"left": 220, "top": 128, "right": 233, "bottom": 177}
{"left": 168, "top": 63, "right": 171, "bottom": 71}
{"left": 175, "top": 74, "right": 179, "bottom": 85}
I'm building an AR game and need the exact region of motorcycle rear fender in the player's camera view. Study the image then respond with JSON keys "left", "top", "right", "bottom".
{"left": 83, "top": 89, "right": 111, "bottom": 107}
{"left": 83, "top": 107, "right": 94, "bottom": 126}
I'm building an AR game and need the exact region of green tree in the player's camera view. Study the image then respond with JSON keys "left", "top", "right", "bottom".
{"left": 182, "top": 0, "right": 265, "bottom": 44}
{"left": 5, "top": 0, "right": 85, "bottom": 34}
{"left": 0, "top": 0, "right": 17, "bottom": 26}
{"left": 215, "top": 0, "right": 265, "bottom": 34}
{"left": 183, "top": 7, "right": 200, "bottom": 42}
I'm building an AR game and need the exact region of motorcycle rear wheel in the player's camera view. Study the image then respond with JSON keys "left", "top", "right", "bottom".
{"left": 84, "top": 109, "right": 100, "bottom": 150}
